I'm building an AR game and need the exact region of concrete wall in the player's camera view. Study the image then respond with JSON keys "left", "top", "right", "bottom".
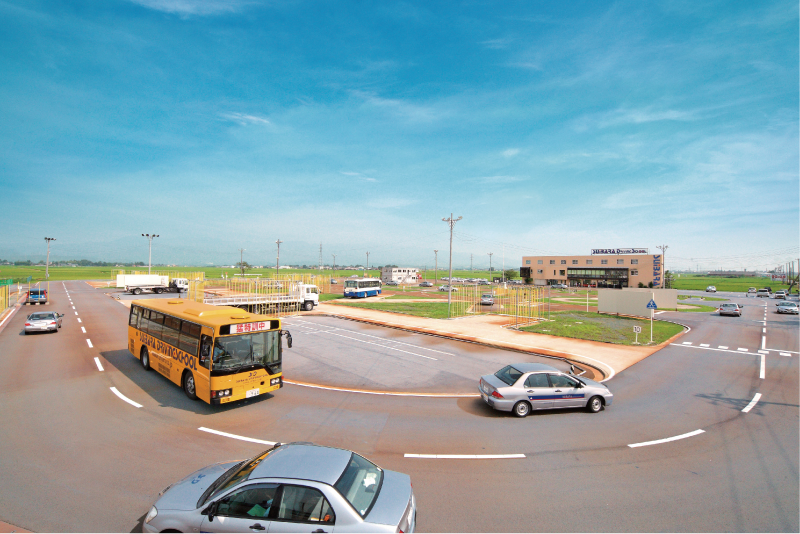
{"left": 598, "top": 288, "right": 677, "bottom": 317}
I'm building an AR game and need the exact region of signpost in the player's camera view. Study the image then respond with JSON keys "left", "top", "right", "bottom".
{"left": 646, "top": 297, "right": 658, "bottom": 343}
{"left": 633, "top": 325, "right": 642, "bottom": 344}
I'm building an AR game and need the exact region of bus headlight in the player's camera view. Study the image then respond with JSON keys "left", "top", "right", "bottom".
{"left": 145, "top": 506, "right": 158, "bottom": 524}
{"left": 270, "top": 377, "right": 281, "bottom": 386}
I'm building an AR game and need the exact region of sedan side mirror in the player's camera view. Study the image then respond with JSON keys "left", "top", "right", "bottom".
{"left": 202, "top": 501, "right": 219, "bottom": 522}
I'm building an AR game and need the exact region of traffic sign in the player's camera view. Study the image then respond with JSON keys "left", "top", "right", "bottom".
{"left": 646, "top": 299, "right": 658, "bottom": 309}
{"left": 633, "top": 326, "right": 642, "bottom": 333}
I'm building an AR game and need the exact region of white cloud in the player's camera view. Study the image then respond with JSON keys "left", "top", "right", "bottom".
{"left": 127, "top": 0, "right": 250, "bottom": 15}
{"left": 349, "top": 90, "right": 443, "bottom": 123}
{"left": 340, "top": 171, "right": 378, "bottom": 183}
{"left": 502, "top": 148, "right": 520, "bottom": 157}
{"left": 475, "top": 175, "right": 523, "bottom": 184}
{"left": 220, "top": 112, "right": 270, "bottom": 126}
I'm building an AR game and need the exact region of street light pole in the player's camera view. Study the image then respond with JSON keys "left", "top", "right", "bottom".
{"left": 657, "top": 245, "right": 668, "bottom": 288}
{"left": 365, "top": 252, "right": 370, "bottom": 276}
{"left": 44, "top": 237, "right": 56, "bottom": 279}
{"left": 434, "top": 250, "right": 438, "bottom": 283}
{"left": 142, "top": 234, "right": 159, "bottom": 275}
{"left": 442, "top": 213, "right": 462, "bottom": 318}
{"left": 238, "top": 248, "right": 245, "bottom": 275}
{"left": 488, "top": 252, "right": 493, "bottom": 278}
{"left": 276, "top": 239, "right": 283, "bottom": 278}
{"left": 332, "top": 254, "right": 336, "bottom": 279}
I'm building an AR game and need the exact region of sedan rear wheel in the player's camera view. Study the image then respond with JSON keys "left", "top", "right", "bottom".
{"left": 587, "top": 396, "right": 603, "bottom": 413}
{"left": 513, "top": 401, "right": 531, "bottom": 418}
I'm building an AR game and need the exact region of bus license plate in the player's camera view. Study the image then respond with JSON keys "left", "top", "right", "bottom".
{"left": 246, "top": 388, "right": 260, "bottom": 398}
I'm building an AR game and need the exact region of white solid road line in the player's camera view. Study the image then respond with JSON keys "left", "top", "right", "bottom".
{"left": 86, "top": 339, "right": 93, "bottom": 348}
{"left": 284, "top": 380, "right": 479, "bottom": 398}
{"left": 94, "top": 357, "right": 104, "bottom": 371}
{"left": 199, "top": 427, "right": 276, "bottom": 446}
{"left": 110, "top": 387, "right": 142, "bottom": 408}
{"left": 670, "top": 344, "right": 762, "bottom": 356}
{"left": 760, "top": 354, "right": 765, "bottom": 379}
{"left": 742, "top": 393, "right": 762, "bottom": 413}
{"left": 758, "top": 349, "right": 769, "bottom": 354}
{"left": 81, "top": 327, "right": 86, "bottom": 333}
{"left": 628, "top": 429, "right": 705, "bottom": 448}
{"left": 762, "top": 335, "right": 766, "bottom": 349}
{"left": 405, "top": 453, "right": 526, "bottom": 459}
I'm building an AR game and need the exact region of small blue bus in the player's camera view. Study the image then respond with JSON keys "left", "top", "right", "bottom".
{"left": 344, "top": 278, "right": 382, "bottom": 298}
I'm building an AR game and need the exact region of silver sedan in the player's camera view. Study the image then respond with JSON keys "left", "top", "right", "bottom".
{"left": 479, "top": 363, "right": 613, "bottom": 417}
{"left": 24, "top": 311, "right": 63, "bottom": 334}
{"left": 143, "top": 442, "right": 415, "bottom": 533}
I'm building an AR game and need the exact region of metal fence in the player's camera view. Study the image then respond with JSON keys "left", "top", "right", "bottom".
{"left": 0, "top": 285, "right": 8, "bottom": 312}
{"left": 440, "top": 284, "right": 545, "bottom": 326}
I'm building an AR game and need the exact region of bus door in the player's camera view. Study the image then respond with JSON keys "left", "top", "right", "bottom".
{"left": 194, "top": 331, "right": 213, "bottom": 401}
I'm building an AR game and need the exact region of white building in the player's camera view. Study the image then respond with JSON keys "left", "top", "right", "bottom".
{"left": 381, "top": 267, "right": 420, "bottom": 284}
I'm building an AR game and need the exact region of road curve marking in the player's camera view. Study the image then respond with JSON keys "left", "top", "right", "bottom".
{"left": 284, "top": 380, "right": 479, "bottom": 398}
{"left": 628, "top": 429, "right": 705, "bottom": 448}
{"left": 94, "top": 357, "right": 104, "bottom": 371}
{"left": 742, "top": 393, "right": 761, "bottom": 413}
{"left": 199, "top": 427, "right": 276, "bottom": 446}
{"left": 110, "top": 387, "right": 142, "bottom": 408}
{"left": 405, "top": 453, "right": 525, "bottom": 459}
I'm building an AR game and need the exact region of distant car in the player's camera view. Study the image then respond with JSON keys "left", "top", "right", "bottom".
{"left": 142, "top": 442, "right": 416, "bottom": 534}
{"left": 480, "top": 293, "right": 494, "bottom": 306}
{"left": 479, "top": 363, "right": 613, "bottom": 417}
{"left": 24, "top": 311, "right": 63, "bottom": 334}
{"left": 776, "top": 301, "right": 799, "bottom": 314}
{"left": 748, "top": 287, "right": 757, "bottom": 294}
{"left": 550, "top": 283, "right": 567, "bottom": 289}
{"left": 438, "top": 285, "right": 458, "bottom": 292}
{"left": 419, "top": 281, "right": 433, "bottom": 287}
{"left": 349, "top": 275, "right": 359, "bottom": 278}
{"left": 385, "top": 281, "right": 399, "bottom": 286}
{"left": 479, "top": 280, "right": 491, "bottom": 285}
{"left": 27, "top": 289, "right": 48, "bottom": 304}
{"left": 330, "top": 279, "right": 339, "bottom": 284}
{"left": 718, "top": 303, "right": 742, "bottom": 317}
{"left": 756, "top": 289, "right": 770, "bottom": 298}
{"left": 705, "top": 286, "right": 716, "bottom": 293}
{"left": 773, "top": 290, "right": 786, "bottom": 300}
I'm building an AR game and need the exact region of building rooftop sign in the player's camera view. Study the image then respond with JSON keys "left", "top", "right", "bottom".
{"left": 591, "top": 248, "right": 648, "bottom": 255}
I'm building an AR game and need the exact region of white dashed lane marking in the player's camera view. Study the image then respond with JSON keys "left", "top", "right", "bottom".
{"left": 718, "top": 346, "right": 728, "bottom": 349}
{"left": 81, "top": 327, "right": 86, "bottom": 334}
{"left": 94, "top": 357, "right": 104, "bottom": 371}
{"left": 77, "top": 318, "right": 82, "bottom": 323}
{"left": 405, "top": 454, "right": 526, "bottom": 459}
{"left": 199, "top": 427, "right": 276, "bottom": 446}
{"left": 110, "top": 387, "right": 142, "bottom": 408}
{"left": 86, "top": 339, "right": 93, "bottom": 348}
{"left": 738, "top": 348, "right": 748, "bottom": 352}
{"left": 700, "top": 343, "right": 710, "bottom": 347}
{"left": 742, "top": 393, "right": 761, "bottom": 413}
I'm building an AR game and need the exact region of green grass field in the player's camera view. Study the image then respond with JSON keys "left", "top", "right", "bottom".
{"left": 330, "top": 300, "right": 454, "bottom": 318}
{"left": 672, "top": 274, "right": 794, "bottom": 293}
{"left": 521, "top": 311, "right": 684, "bottom": 345}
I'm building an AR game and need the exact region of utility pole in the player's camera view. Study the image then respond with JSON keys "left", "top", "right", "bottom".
{"left": 319, "top": 243, "right": 323, "bottom": 273}
{"left": 657, "top": 245, "right": 668, "bottom": 288}
{"left": 502, "top": 245, "right": 505, "bottom": 283}
{"left": 434, "top": 250, "right": 438, "bottom": 283}
{"left": 142, "top": 234, "right": 160, "bottom": 275}
{"left": 275, "top": 239, "right": 282, "bottom": 278}
{"left": 470, "top": 253, "right": 473, "bottom": 272}
{"left": 331, "top": 254, "right": 336, "bottom": 279}
{"left": 238, "top": 248, "right": 246, "bottom": 275}
{"left": 488, "top": 252, "right": 493, "bottom": 277}
{"left": 365, "top": 252, "right": 370, "bottom": 276}
{"left": 44, "top": 237, "right": 56, "bottom": 279}
{"left": 442, "top": 213, "right": 462, "bottom": 317}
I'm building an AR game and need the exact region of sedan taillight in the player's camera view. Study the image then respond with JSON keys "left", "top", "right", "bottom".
{"left": 491, "top": 390, "right": 504, "bottom": 399}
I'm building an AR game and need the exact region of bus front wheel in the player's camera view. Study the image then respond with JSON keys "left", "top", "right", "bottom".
{"left": 183, "top": 372, "right": 197, "bottom": 400}
{"left": 140, "top": 347, "right": 150, "bottom": 371}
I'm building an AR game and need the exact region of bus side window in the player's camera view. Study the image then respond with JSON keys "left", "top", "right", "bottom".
{"left": 180, "top": 322, "right": 201, "bottom": 359}
{"left": 198, "top": 334, "right": 212, "bottom": 369}
{"left": 129, "top": 306, "right": 140, "bottom": 328}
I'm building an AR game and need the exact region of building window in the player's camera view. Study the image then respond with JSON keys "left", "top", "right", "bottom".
{"left": 550, "top": 260, "right": 556, "bottom": 265}
{"left": 537, "top": 269, "right": 543, "bottom": 274}
{"left": 572, "top": 260, "right": 578, "bottom": 264}
{"left": 559, "top": 270, "right": 565, "bottom": 276}
{"left": 617, "top": 259, "right": 624, "bottom": 265}
{"left": 631, "top": 270, "right": 639, "bottom": 275}
{"left": 537, "top": 260, "right": 543, "bottom": 264}
{"left": 586, "top": 260, "right": 593, "bottom": 265}
{"left": 526, "top": 260, "right": 530, "bottom": 265}
{"left": 601, "top": 259, "right": 608, "bottom": 265}
{"left": 560, "top": 260, "right": 566, "bottom": 264}
{"left": 631, "top": 259, "right": 638, "bottom": 265}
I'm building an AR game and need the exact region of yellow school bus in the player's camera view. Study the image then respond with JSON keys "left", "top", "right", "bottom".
{"left": 127, "top": 299, "right": 290, "bottom": 405}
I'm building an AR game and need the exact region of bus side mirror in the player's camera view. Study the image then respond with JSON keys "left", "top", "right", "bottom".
{"left": 283, "top": 330, "right": 292, "bottom": 349}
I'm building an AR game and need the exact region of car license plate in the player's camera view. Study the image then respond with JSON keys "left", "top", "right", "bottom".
{"left": 481, "top": 392, "right": 488, "bottom": 402}
{"left": 246, "top": 388, "right": 260, "bottom": 398}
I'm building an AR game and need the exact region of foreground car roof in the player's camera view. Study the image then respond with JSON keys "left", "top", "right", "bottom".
{"left": 250, "top": 443, "right": 352, "bottom": 485}
{"left": 506, "top": 362, "right": 559, "bottom": 373}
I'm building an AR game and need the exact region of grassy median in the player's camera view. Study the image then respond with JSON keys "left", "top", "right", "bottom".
{"left": 521, "top": 311, "right": 684, "bottom": 345}
{"left": 331, "top": 300, "right": 453, "bottom": 318}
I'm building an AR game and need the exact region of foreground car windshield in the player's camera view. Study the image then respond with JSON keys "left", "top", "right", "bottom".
{"left": 334, "top": 453, "right": 383, "bottom": 517}
{"left": 200, "top": 449, "right": 273, "bottom": 506}
{"left": 494, "top": 365, "right": 523, "bottom": 386}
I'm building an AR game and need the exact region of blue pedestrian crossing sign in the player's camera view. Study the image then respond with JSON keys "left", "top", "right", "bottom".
{"left": 646, "top": 299, "right": 658, "bottom": 310}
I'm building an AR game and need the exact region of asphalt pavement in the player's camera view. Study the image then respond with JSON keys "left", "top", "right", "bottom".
{"left": 0, "top": 282, "right": 796, "bottom": 532}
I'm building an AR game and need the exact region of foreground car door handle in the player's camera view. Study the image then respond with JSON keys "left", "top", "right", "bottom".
{"left": 249, "top": 524, "right": 266, "bottom": 531}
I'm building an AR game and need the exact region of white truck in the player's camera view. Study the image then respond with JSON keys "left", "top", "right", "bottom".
{"left": 118, "top": 274, "right": 189, "bottom": 295}
{"left": 203, "top": 282, "right": 320, "bottom": 311}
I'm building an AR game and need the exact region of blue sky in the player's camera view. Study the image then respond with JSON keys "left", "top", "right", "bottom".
{"left": 1, "top": 0, "right": 797, "bottom": 271}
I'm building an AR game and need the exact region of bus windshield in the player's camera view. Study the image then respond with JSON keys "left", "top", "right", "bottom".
{"left": 213, "top": 330, "right": 281, "bottom": 374}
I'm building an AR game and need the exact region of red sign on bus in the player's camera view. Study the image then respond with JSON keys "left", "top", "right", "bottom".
{"left": 230, "top": 321, "right": 271, "bottom": 334}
